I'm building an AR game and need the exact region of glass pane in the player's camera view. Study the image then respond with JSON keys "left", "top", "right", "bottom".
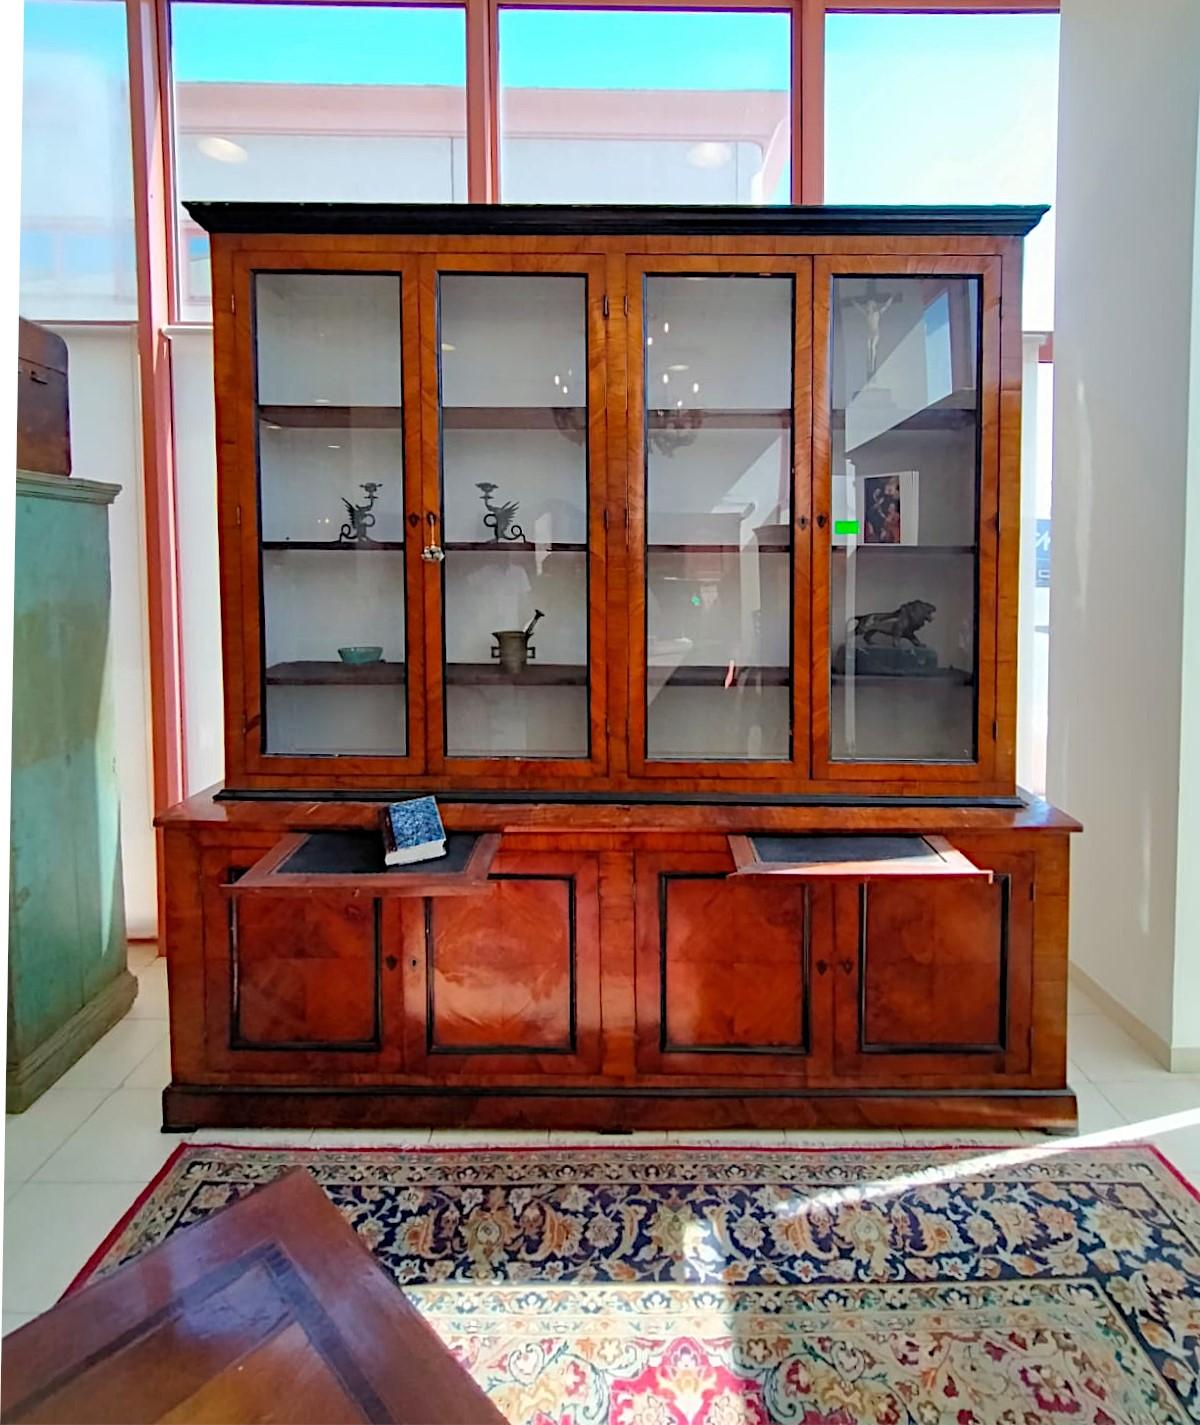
{"left": 255, "top": 273, "right": 407, "bottom": 757}
{"left": 172, "top": 2, "right": 467, "bottom": 319}
{"left": 824, "top": 13, "right": 1058, "bottom": 329}
{"left": 20, "top": 0, "right": 136, "bottom": 320}
{"left": 828, "top": 274, "right": 980, "bottom": 763}
{"left": 499, "top": 10, "right": 790, "bottom": 204}
{"left": 644, "top": 275, "right": 793, "bottom": 761}
{"left": 439, "top": 274, "right": 589, "bottom": 759}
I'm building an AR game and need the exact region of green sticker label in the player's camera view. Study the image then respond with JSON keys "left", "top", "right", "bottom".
{"left": 833, "top": 519, "right": 859, "bottom": 536}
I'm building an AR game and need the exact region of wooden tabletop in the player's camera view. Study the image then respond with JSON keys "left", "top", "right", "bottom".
{"left": 0, "top": 1168, "right": 505, "bottom": 1424}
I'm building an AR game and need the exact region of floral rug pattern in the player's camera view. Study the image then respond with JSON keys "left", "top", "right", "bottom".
{"left": 79, "top": 1145, "right": 1200, "bottom": 1424}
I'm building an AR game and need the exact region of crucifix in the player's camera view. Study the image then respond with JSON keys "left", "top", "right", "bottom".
{"left": 847, "top": 279, "right": 901, "bottom": 379}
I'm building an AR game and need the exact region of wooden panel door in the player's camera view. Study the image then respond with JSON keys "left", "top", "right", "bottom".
{"left": 832, "top": 851, "right": 1034, "bottom": 1078}
{"left": 402, "top": 851, "right": 602, "bottom": 1074}
{"left": 216, "top": 247, "right": 428, "bottom": 786}
{"left": 634, "top": 853, "right": 833, "bottom": 1077}
{"left": 811, "top": 254, "right": 1004, "bottom": 786}
{"left": 417, "top": 253, "right": 610, "bottom": 782}
{"left": 625, "top": 256, "right": 812, "bottom": 781}
{"left": 199, "top": 847, "right": 405, "bottom": 1076}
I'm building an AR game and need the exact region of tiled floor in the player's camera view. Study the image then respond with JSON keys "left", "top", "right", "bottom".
{"left": 3, "top": 960, "right": 1198, "bottom": 1335}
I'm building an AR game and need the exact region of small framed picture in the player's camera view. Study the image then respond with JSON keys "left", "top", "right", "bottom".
{"left": 859, "top": 471, "right": 919, "bottom": 545}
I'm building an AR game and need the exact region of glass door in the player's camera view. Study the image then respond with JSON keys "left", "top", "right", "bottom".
{"left": 627, "top": 257, "right": 810, "bottom": 778}
{"left": 812, "top": 256, "right": 1001, "bottom": 782}
{"left": 231, "top": 254, "right": 426, "bottom": 778}
{"left": 421, "top": 255, "right": 608, "bottom": 775}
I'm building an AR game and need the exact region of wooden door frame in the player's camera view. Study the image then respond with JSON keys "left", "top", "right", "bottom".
{"left": 811, "top": 251, "right": 1004, "bottom": 784}
{"left": 416, "top": 250, "right": 611, "bottom": 780}
{"left": 624, "top": 254, "right": 813, "bottom": 781}
{"left": 217, "top": 246, "right": 429, "bottom": 785}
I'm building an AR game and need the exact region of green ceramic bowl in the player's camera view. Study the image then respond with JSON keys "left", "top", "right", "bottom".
{"left": 338, "top": 646, "right": 383, "bottom": 664}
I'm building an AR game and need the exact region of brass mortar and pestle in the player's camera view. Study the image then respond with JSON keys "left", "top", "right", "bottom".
{"left": 492, "top": 609, "right": 544, "bottom": 675}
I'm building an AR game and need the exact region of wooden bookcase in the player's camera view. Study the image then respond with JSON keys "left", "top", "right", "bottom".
{"left": 159, "top": 203, "right": 1079, "bottom": 1132}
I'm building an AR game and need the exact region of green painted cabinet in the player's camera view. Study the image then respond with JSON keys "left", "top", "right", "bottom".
{"left": 9, "top": 471, "right": 135, "bottom": 1111}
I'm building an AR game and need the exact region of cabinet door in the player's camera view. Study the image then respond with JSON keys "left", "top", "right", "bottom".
{"left": 199, "top": 847, "right": 405, "bottom": 1076}
{"left": 812, "top": 255, "right": 1002, "bottom": 784}
{"left": 401, "top": 852, "right": 602, "bottom": 1075}
{"left": 634, "top": 853, "right": 833, "bottom": 1077}
{"left": 626, "top": 256, "right": 812, "bottom": 778}
{"left": 832, "top": 852, "right": 1033, "bottom": 1078}
{"left": 221, "top": 252, "right": 427, "bottom": 783}
{"left": 418, "top": 254, "right": 609, "bottom": 779}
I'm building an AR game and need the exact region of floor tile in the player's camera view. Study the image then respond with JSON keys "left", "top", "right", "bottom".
{"left": 1068, "top": 1058, "right": 1092, "bottom": 1087}
{"left": 666, "top": 1131, "right": 792, "bottom": 1147}
{"left": 1067, "top": 1013, "right": 1167, "bottom": 1082}
{"left": 3, "top": 1312, "right": 36, "bottom": 1336}
{"left": 124, "top": 1036, "right": 172, "bottom": 1090}
{"left": 1098, "top": 1078, "right": 1200, "bottom": 1166}
{"left": 1062, "top": 1082, "right": 1126, "bottom": 1137}
{"left": 1068, "top": 982, "right": 1104, "bottom": 1017}
{"left": 789, "top": 1130, "right": 908, "bottom": 1147}
{"left": 52, "top": 1019, "right": 168, "bottom": 1093}
{"left": 126, "top": 958, "right": 168, "bottom": 1020}
{"left": 4, "top": 1089, "right": 107, "bottom": 1182}
{"left": 34, "top": 1089, "right": 177, "bottom": 1183}
{"left": 426, "top": 1130, "right": 551, "bottom": 1147}
{"left": 901, "top": 1130, "right": 1032, "bottom": 1147}
{"left": 3, "top": 1180, "right": 146, "bottom": 1313}
{"left": 544, "top": 1131, "right": 679, "bottom": 1147}
{"left": 185, "top": 1128, "right": 315, "bottom": 1147}
{"left": 308, "top": 1129, "right": 433, "bottom": 1148}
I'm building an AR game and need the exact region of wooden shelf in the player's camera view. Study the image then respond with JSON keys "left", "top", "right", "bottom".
{"left": 441, "top": 406, "right": 585, "bottom": 432}
{"left": 266, "top": 661, "right": 406, "bottom": 686}
{"left": 266, "top": 661, "right": 588, "bottom": 688}
{"left": 444, "top": 541, "right": 587, "bottom": 553}
{"left": 262, "top": 540, "right": 405, "bottom": 552}
{"left": 832, "top": 544, "right": 975, "bottom": 555}
{"left": 647, "top": 408, "right": 790, "bottom": 430}
{"left": 648, "top": 543, "right": 789, "bottom": 555}
{"left": 259, "top": 405, "right": 402, "bottom": 429}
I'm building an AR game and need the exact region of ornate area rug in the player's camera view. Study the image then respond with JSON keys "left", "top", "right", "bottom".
{"left": 72, "top": 1143, "right": 1200, "bottom": 1424}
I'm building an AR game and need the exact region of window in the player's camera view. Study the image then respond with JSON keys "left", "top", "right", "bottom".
{"left": 171, "top": 1, "right": 468, "bottom": 317}
{"left": 20, "top": 0, "right": 137, "bottom": 320}
{"left": 498, "top": 8, "right": 791, "bottom": 204}
{"left": 824, "top": 13, "right": 1059, "bottom": 329}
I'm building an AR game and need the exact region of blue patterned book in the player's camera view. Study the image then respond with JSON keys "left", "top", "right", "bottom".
{"left": 380, "top": 796, "right": 446, "bottom": 867}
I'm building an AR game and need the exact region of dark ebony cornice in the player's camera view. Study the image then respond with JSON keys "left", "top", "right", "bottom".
{"left": 184, "top": 201, "right": 1049, "bottom": 239}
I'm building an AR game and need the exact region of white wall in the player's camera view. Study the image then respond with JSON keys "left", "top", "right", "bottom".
{"left": 1049, "top": 0, "right": 1200, "bottom": 1051}
{"left": 168, "top": 327, "right": 224, "bottom": 794}
{"left": 49, "top": 324, "right": 156, "bottom": 938}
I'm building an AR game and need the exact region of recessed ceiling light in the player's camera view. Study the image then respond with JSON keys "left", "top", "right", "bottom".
{"left": 686, "top": 142, "right": 732, "bottom": 170}
{"left": 197, "top": 135, "right": 248, "bottom": 164}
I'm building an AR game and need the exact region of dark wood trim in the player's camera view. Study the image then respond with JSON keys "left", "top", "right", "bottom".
{"left": 184, "top": 202, "right": 1050, "bottom": 239}
{"left": 213, "top": 786, "right": 1030, "bottom": 808}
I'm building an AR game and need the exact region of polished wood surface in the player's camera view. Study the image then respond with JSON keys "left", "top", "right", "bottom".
{"left": 0, "top": 1170, "right": 504, "bottom": 1425}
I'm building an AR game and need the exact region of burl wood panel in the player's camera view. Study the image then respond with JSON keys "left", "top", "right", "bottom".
{"left": 404, "top": 852, "right": 603, "bottom": 1073}
{"left": 233, "top": 892, "right": 379, "bottom": 1049}
{"left": 664, "top": 876, "right": 810, "bottom": 1050}
{"left": 860, "top": 878, "right": 1006, "bottom": 1050}
{"left": 430, "top": 878, "right": 573, "bottom": 1050}
{"left": 1, "top": 1170, "right": 503, "bottom": 1425}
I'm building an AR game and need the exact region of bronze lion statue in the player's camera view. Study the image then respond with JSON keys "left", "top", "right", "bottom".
{"left": 849, "top": 599, "right": 936, "bottom": 648}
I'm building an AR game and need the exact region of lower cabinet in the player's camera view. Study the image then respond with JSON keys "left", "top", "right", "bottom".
{"left": 633, "top": 849, "right": 1033, "bottom": 1084}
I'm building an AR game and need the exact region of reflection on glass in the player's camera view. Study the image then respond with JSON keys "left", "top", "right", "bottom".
{"left": 829, "top": 274, "right": 980, "bottom": 763}
{"left": 824, "top": 13, "right": 1058, "bottom": 327}
{"left": 172, "top": 3, "right": 468, "bottom": 318}
{"left": 439, "top": 274, "right": 589, "bottom": 759}
{"left": 644, "top": 275, "right": 793, "bottom": 760}
{"left": 255, "top": 273, "right": 407, "bottom": 756}
{"left": 499, "top": 9, "right": 791, "bottom": 204}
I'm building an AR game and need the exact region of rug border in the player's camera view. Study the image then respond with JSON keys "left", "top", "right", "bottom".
{"left": 61, "top": 1138, "right": 1199, "bottom": 1303}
